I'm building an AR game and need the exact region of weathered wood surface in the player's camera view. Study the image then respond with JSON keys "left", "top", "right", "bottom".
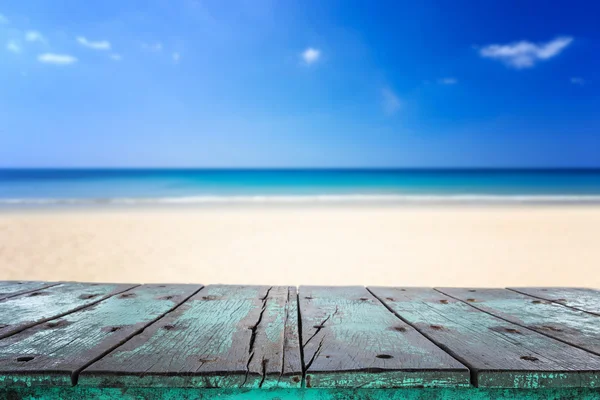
{"left": 0, "top": 281, "right": 60, "bottom": 301}
{"left": 0, "top": 282, "right": 135, "bottom": 339}
{"left": 0, "top": 284, "right": 201, "bottom": 387}
{"left": 280, "top": 287, "right": 303, "bottom": 383}
{"left": 509, "top": 287, "right": 600, "bottom": 316}
{"left": 298, "top": 286, "right": 469, "bottom": 389}
{"left": 437, "top": 287, "right": 600, "bottom": 356}
{"left": 80, "top": 285, "right": 303, "bottom": 389}
{"left": 1, "top": 283, "right": 600, "bottom": 394}
{"left": 5, "top": 386, "right": 600, "bottom": 400}
{"left": 369, "top": 287, "right": 600, "bottom": 389}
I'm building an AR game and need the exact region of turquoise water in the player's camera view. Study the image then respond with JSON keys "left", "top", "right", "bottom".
{"left": 1, "top": 169, "right": 600, "bottom": 205}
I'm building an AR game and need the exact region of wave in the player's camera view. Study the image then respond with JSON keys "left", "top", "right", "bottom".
{"left": 2, "top": 194, "right": 600, "bottom": 205}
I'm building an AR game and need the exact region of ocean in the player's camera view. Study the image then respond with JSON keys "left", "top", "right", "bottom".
{"left": 1, "top": 169, "right": 600, "bottom": 206}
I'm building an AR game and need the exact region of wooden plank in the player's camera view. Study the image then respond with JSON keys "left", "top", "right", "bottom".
{"left": 246, "top": 286, "right": 303, "bottom": 388}
{"left": 0, "top": 282, "right": 135, "bottom": 339}
{"left": 437, "top": 287, "right": 600, "bottom": 356}
{"left": 282, "top": 287, "right": 302, "bottom": 380}
{"left": 508, "top": 287, "right": 600, "bottom": 316}
{"left": 369, "top": 287, "right": 600, "bottom": 389}
{"left": 79, "top": 285, "right": 303, "bottom": 389}
{"left": 298, "top": 286, "right": 469, "bottom": 389}
{"left": 0, "top": 284, "right": 201, "bottom": 387}
{"left": 0, "top": 281, "right": 60, "bottom": 301}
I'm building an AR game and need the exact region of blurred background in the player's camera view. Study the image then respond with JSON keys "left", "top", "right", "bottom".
{"left": 0, "top": 1, "right": 599, "bottom": 286}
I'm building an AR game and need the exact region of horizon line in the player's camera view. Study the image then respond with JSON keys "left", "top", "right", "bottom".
{"left": 1, "top": 167, "right": 600, "bottom": 171}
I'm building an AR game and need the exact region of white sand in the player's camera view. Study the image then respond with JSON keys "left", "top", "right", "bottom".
{"left": 0, "top": 206, "right": 598, "bottom": 287}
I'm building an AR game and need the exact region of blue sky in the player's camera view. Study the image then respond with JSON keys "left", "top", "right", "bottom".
{"left": 0, "top": 0, "right": 599, "bottom": 168}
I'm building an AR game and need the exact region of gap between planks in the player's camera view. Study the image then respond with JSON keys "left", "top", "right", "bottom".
{"left": 296, "top": 290, "right": 307, "bottom": 388}
{"left": 70, "top": 285, "right": 205, "bottom": 385}
{"left": 435, "top": 287, "right": 600, "bottom": 358}
{"left": 0, "top": 282, "right": 62, "bottom": 302}
{"left": 365, "top": 287, "right": 476, "bottom": 386}
{"left": 0, "top": 283, "right": 140, "bottom": 341}
{"left": 506, "top": 288, "right": 600, "bottom": 317}
{"left": 3, "top": 284, "right": 600, "bottom": 390}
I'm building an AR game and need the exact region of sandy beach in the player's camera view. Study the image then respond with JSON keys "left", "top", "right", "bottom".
{"left": 0, "top": 205, "right": 598, "bottom": 287}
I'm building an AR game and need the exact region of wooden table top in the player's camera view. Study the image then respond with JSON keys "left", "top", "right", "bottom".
{"left": 0, "top": 281, "right": 599, "bottom": 399}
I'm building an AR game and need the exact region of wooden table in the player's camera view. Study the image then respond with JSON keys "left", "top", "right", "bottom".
{"left": 0, "top": 282, "right": 599, "bottom": 399}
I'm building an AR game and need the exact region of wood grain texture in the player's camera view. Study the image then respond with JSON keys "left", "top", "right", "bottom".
{"left": 369, "top": 287, "right": 600, "bottom": 389}
{"left": 80, "top": 285, "right": 302, "bottom": 389}
{"left": 0, "top": 281, "right": 60, "bottom": 301}
{"left": 0, "top": 284, "right": 201, "bottom": 387}
{"left": 0, "top": 282, "right": 135, "bottom": 339}
{"left": 437, "top": 287, "right": 600, "bottom": 356}
{"left": 298, "top": 286, "right": 469, "bottom": 389}
{"left": 508, "top": 288, "right": 600, "bottom": 316}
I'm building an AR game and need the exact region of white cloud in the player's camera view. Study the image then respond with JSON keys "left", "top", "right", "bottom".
{"left": 6, "top": 40, "right": 20, "bottom": 53}
{"left": 109, "top": 53, "right": 122, "bottom": 61}
{"left": 25, "top": 31, "right": 45, "bottom": 43}
{"left": 571, "top": 77, "right": 586, "bottom": 85}
{"left": 381, "top": 87, "right": 402, "bottom": 115}
{"left": 479, "top": 36, "right": 573, "bottom": 69}
{"left": 142, "top": 42, "right": 162, "bottom": 52}
{"left": 172, "top": 52, "right": 180, "bottom": 63}
{"left": 77, "top": 36, "right": 111, "bottom": 50}
{"left": 0, "top": 13, "right": 8, "bottom": 24}
{"left": 439, "top": 78, "right": 458, "bottom": 85}
{"left": 301, "top": 47, "right": 320, "bottom": 65}
{"left": 38, "top": 53, "right": 77, "bottom": 65}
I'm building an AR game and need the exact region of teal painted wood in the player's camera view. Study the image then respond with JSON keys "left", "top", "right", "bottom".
{"left": 0, "top": 281, "right": 60, "bottom": 301}
{"left": 4, "top": 387, "right": 600, "bottom": 400}
{"left": 0, "top": 284, "right": 201, "bottom": 388}
{"left": 298, "top": 286, "right": 469, "bottom": 389}
{"left": 80, "top": 285, "right": 302, "bottom": 389}
{"left": 509, "top": 288, "right": 600, "bottom": 316}
{"left": 369, "top": 287, "right": 600, "bottom": 389}
{"left": 437, "top": 287, "right": 600, "bottom": 356}
{"left": 0, "top": 282, "right": 135, "bottom": 339}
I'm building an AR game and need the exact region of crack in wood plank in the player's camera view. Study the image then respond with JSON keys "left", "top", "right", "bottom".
{"left": 243, "top": 287, "right": 272, "bottom": 387}
{"left": 277, "top": 287, "right": 291, "bottom": 387}
{"left": 302, "top": 306, "right": 338, "bottom": 348}
{"left": 304, "top": 336, "right": 325, "bottom": 373}
{"left": 296, "top": 291, "right": 307, "bottom": 388}
{"left": 258, "top": 357, "right": 268, "bottom": 388}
